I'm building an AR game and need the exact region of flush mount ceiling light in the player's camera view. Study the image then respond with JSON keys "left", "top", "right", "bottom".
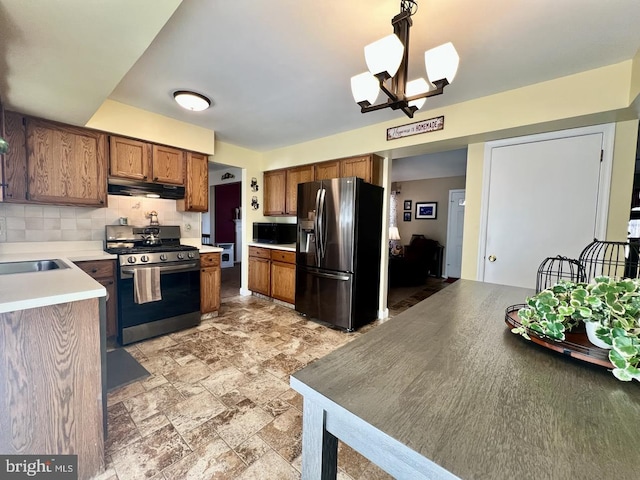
{"left": 351, "top": 0, "right": 459, "bottom": 118}
{"left": 173, "top": 90, "right": 211, "bottom": 112}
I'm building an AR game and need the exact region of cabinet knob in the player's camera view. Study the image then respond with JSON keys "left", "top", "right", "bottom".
{"left": 91, "top": 268, "right": 98, "bottom": 273}
{"left": 153, "top": 177, "right": 158, "bottom": 182}
{"left": 143, "top": 175, "right": 148, "bottom": 180}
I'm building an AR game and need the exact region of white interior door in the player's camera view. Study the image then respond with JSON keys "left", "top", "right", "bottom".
{"left": 480, "top": 126, "right": 612, "bottom": 289}
{"left": 445, "top": 189, "right": 465, "bottom": 278}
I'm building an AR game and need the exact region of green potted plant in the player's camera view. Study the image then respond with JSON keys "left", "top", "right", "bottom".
{"left": 512, "top": 276, "right": 640, "bottom": 382}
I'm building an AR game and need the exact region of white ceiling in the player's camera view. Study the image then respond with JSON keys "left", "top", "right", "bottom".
{"left": 1, "top": 0, "right": 640, "bottom": 153}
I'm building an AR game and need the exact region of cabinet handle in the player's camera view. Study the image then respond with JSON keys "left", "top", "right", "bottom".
{"left": 91, "top": 268, "right": 98, "bottom": 273}
{"left": 154, "top": 177, "right": 158, "bottom": 182}
{"left": 108, "top": 280, "right": 114, "bottom": 285}
{"left": 99, "top": 200, "right": 104, "bottom": 204}
{"left": 143, "top": 175, "right": 148, "bottom": 180}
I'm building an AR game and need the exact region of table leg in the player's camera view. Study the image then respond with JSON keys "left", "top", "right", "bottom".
{"left": 302, "top": 396, "right": 338, "bottom": 480}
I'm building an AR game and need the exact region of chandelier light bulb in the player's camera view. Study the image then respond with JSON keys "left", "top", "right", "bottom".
{"left": 173, "top": 91, "right": 211, "bottom": 111}
{"left": 351, "top": 72, "right": 380, "bottom": 105}
{"left": 364, "top": 34, "right": 404, "bottom": 78}
{"left": 406, "top": 78, "right": 430, "bottom": 109}
{"left": 425, "top": 42, "right": 460, "bottom": 84}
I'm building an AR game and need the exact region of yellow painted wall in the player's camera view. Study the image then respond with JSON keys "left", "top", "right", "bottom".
{"left": 86, "top": 99, "right": 216, "bottom": 154}
{"left": 460, "top": 143, "right": 485, "bottom": 280}
{"left": 608, "top": 119, "right": 639, "bottom": 240}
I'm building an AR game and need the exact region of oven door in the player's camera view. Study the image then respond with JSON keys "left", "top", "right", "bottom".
{"left": 117, "top": 260, "right": 201, "bottom": 345}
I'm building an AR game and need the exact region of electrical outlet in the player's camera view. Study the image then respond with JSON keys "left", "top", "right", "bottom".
{"left": 0, "top": 217, "right": 6, "bottom": 242}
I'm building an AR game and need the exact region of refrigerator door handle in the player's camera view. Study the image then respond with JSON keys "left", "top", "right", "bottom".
{"left": 318, "top": 188, "right": 326, "bottom": 259}
{"left": 308, "top": 270, "right": 350, "bottom": 281}
{"left": 314, "top": 188, "right": 322, "bottom": 265}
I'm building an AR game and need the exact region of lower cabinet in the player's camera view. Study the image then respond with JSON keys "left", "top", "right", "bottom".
{"left": 248, "top": 246, "right": 295, "bottom": 304}
{"left": 200, "top": 252, "right": 221, "bottom": 314}
{"left": 74, "top": 260, "right": 117, "bottom": 338}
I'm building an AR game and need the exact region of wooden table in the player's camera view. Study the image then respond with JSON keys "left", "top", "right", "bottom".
{"left": 290, "top": 280, "right": 640, "bottom": 480}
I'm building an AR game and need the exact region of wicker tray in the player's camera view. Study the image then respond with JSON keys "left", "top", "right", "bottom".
{"left": 505, "top": 304, "right": 613, "bottom": 368}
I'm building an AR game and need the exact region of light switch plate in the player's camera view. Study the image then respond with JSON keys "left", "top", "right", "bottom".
{"left": 0, "top": 217, "right": 6, "bottom": 242}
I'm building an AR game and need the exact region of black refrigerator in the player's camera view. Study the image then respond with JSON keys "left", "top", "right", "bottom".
{"left": 295, "top": 177, "right": 383, "bottom": 331}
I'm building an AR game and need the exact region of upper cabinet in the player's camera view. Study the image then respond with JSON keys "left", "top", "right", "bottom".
{"left": 109, "top": 136, "right": 151, "bottom": 181}
{"left": 263, "top": 154, "right": 382, "bottom": 216}
{"left": 177, "top": 152, "right": 209, "bottom": 212}
{"left": 109, "top": 136, "right": 185, "bottom": 186}
{"left": 3, "top": 113, "right": 107, "bottom": 206}
{"left": 285, "top": 164, "right": 314, "bottom": 215}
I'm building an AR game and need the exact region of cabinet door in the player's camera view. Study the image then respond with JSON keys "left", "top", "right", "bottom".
{"left": 340, "top": 155, "right": 373, "bottom": 183}
{"left": 285, "top": 165, "right": 314, "bottom": 215}
{"left": 152, "top": 144, "right": 185, "bottom": 185}
{"left": 263, "top": 169, "right": 286, "bottom": 216}
{"left": 26, "top": 118, "right": 107, "bottom": 206}
{"left": 2, "top": 111, "right": 28, "bottom": 202}
{"left": 249, "top": 257, "right": 271, "bottom": 295}
{"left": 314, "top": 160, "right": 340, "bottom": 181}
{"left": 100, "top": 279, "right": 117, "bottom": 338}
{"left": 109, "top": 136, "right": 151, "bottom": 181}
{"left": 74, "top": 260, "right": 117, "bottom": 338}
{"left": 271, "top": 261, "right": 295, "bottom": 304}
{"left": 201, "top": 266, "right": 221, "bottom": 313}
{"left": 179, "top": 152, "right": 209, "bottom": 212}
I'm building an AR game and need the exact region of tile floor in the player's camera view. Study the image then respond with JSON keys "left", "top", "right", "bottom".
{"left": 99, "top": 279, "right": 450, "bottom": 480}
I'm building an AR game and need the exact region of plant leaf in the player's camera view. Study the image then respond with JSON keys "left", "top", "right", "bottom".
{"left": 609, "top": 349, "right": 628, "bottom": 369}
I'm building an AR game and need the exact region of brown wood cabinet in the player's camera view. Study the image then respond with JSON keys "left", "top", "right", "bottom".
{"left": 178, "top": 152, "right": 209, "bottom": 212}
{"left": 339, "top": 154, "right": 382, "bottom": 185}
{"left": 248, "top": 246, "right": 272, "bottom": 296}
{"left": 314, "top": 160, "right": 340, "bottom": 181}
{"left": 109, "top": 135, "right": 185, "bottom": 186}
{"left": 263, "top": 169, "right": 287, "bottom": 216}
{"left": 2, "top": 113, "right": 108, "bottom": 206}
{"left": 249, "top": 246, "right": 295, "bottom": 304}
{"left": 74, "top": 260, "right": 118, "bottom": 338}
{"left": 285, "top": 164, "right": 314, "bottom": 215}
{"left": 270, "top": 249, "right": 296, "bottom": 304}
{"left": 264, "top": 154, "right": 382, "bottom": 216}
{"left": 200, "top": 252, "right": 221, "bottom": 314}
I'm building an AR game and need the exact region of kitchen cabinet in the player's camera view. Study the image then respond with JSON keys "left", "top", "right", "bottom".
{"left": 339, "top": 154, "right": 382, "bottom": 185}
{"left": 270, "top": 249, "right": 296, "bottom": 304}
{"left": 263, "top": 154, "right": 382, "bottom": 216}
{"left": 178, "top": 152, "right": 209, "bottom": 212}
{"left": 263, "top": 169, "right": 287, "bottom": 216}
{"left": 200, "top": 252, "right": 221, "bottom": 314}
{"left": 249, "top": 246, "right": 296, "bottom": 304}
{"left": 109, "top": 135, "right": 185, "bottom": 186}
{"left": 75, "top": 259, "right": 118, "bottom": 338}
{"left": 314, "top": 160, "right": 340, "bottom": 181}
{"left": 248, "top": 246, "right": 272, "bottom": 296}
{"left": 2, "top": 113, "right": 107, "bottom": 206}
{"left": 285, "top": 164, "right": 314, "bottom": 215}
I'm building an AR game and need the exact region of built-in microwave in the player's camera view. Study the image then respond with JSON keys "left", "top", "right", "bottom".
{"left": 253, "top": 222, "right": 297, "bottom": 244}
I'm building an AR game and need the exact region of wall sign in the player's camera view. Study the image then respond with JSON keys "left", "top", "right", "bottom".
{"left": 387, "top": 115, "right": 444, "bottom": 141}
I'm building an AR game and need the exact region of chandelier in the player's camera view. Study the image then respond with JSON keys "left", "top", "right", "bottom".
{"left": 350, "top": 0, "right": 459, "bottom": 118}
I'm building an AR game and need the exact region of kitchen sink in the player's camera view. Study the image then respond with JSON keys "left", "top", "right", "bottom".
{"left": 0, "top": 259, "right": 70, "bottom": 275}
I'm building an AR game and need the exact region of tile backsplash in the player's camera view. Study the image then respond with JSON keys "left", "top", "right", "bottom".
{"left": 0, "top": 195, "right": 201, "bottom": 243}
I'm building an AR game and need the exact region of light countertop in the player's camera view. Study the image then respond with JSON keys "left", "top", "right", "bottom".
{"left": 0, "top": 241, "right": 113, "bottom": 314}
{"left": 198, "top": 245, "right": 223, "bottom": 253}
{"left": 248, "top": 242, "right": 296, "bottom": 252}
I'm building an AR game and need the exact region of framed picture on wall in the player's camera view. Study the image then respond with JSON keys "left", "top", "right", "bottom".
{"left": 415, "top": 202, "right": 437, "bottom": 219}
{"left": 403, "top": 212, "right": 411, "bottom": 222}
{"left": 403, "top": 200, "right": 412, "bottom": 211}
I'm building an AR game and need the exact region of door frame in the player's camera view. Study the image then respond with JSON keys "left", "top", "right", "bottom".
{"left": 477, "top": 123, "right": 615, "bottom": 281}
{"left": 445, "top": 188, "right": 465, "bottom": 279}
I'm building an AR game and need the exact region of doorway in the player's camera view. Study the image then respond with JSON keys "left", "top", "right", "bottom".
{"left": 445, "top": 189, "right": 465, "bottom": 278}
{"left": 479, "top": 124, "right": 614, "bottom": 289}
{"left": 214, "top": 182, "right": 241, "bottom": 243}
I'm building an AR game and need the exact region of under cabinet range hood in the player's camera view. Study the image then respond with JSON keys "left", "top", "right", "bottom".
{"left": 108, "top": 177, "right": 185, "bottom": 200}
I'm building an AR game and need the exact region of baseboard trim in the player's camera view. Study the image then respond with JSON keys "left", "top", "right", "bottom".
{"left": 378, "top": 308, "right": 389, "bottom": 319}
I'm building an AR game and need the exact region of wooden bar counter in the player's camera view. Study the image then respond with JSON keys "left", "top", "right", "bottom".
{"left": 291, "top": 280, "right": 640, "bottom": 480}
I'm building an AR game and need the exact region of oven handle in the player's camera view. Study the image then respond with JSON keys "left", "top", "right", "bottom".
{"left": 121, "top": 262, "right": 200, "bottom": 276}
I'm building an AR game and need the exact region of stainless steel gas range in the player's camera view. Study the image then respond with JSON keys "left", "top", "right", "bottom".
{"left": 105, "top": 225, "right": 201, "bottom": 345}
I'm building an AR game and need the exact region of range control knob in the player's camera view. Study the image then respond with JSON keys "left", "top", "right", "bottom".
{"left": 127, "top": 256, "right": 136, "bottom": 264}
{"left": 141, "top": 255, "right": 149, "bottom": 263}
{"left": 177, "top": 253, "right": 185, "bottom": 260}
{"left": 188, "top": 252, "right": 195, "bottom": 259}
{"left": 160, "top": 254, "right": 168, "bottom": 261}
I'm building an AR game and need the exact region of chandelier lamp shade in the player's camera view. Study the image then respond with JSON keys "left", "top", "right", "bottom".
{"left": 350, "top": 0, "right": 459, "bottom": 118}
{"left": 173, "top": 90, "right": 211, "bottom": 111}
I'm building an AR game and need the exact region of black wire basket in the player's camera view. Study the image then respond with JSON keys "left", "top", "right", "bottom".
{"left": 578, "top": 239, "right": 640, "bottom": 281}
{"left": 536, "top": 255, "right": 585, "bottom": 293}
